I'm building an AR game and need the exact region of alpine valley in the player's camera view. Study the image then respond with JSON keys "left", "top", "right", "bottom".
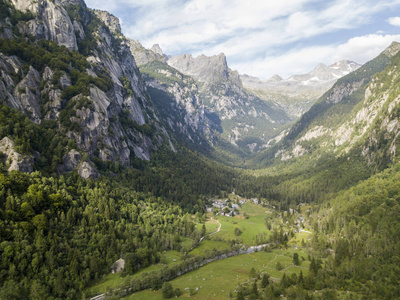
{"left": 1, "top": 0, "right": 400, "bottom": 299}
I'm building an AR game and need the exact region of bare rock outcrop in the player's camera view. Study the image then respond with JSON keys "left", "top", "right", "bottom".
{"left": 77, "top": 161, "right": 99, "bottom": 179}
{"left": 0, "top": 137, "right": 35, "bottom": 173}
{"left": 126, "top": 39, "right": 166, "bottom": 66}
{"left": 111, "top": 258, "right": 125, "bottom": 274}
{"left": 11, "top": 0, "right": 78, "bottom": 50}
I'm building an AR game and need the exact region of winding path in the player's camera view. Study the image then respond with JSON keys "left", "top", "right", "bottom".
{"left": 199, "top": 219, "right": 221, "bottom": 243}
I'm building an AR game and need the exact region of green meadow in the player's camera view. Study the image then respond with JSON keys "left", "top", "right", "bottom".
{"left": 208, "top": 202, "right": 272, "bottom": 245}
{"left": 125, "top": 249, "right": 310, "bottom": 299}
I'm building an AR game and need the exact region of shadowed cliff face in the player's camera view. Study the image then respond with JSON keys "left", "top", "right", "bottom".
{"left": 127, "top": 43, "right": 214, "bottom": 147}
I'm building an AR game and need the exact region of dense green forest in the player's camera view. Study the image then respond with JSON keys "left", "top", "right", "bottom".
{"left": 0, "top": 170, "right": 200, "bottom": 299}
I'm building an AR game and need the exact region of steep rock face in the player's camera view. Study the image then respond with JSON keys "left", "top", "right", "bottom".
{"left": 0, "top": 137, "right": 35, "bottom": 173}
{"left": 58, "top": 149, "right": 82, "bottom": 173}
{"left": 241, "top": 60, "right": 361, "bottom": 119}
{"left": 168, "top": 53, "right": 233, "bottom": 87}
{"left": 65, "top": 6, "right": 165, "bottom": 163}
{"left": 0, "top": 0, "right": 173, "bottom": 176}
{"left": 11, "top": 0, "right": 78, "bottom": 50}
{"left": 77, "top": 161, "right": 99, "bottom": 179}
{"left": 130, "top": 43, "right": 213, "bottom": 145}
{"left": 146, "top": 76, "right": 212, "bottom": 144}
{"left": 0, "top": 54, "right": 41, "bottom": 124}
{"left": 168, "top": 53, "right": 289, "bottom": 152}
{"left": 93, "top": 9, "right": 121, "bottom": 34}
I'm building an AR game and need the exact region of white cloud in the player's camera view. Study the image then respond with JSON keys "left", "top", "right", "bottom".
{"left": 388, "top": 17, "right": 400, "bottom": 26}
{"left": 127, "top": 0, "right": 398, "bottom": 56}
{"left": 232, "top": 34, "right": 400, "bottom": 79}
{"left": 84, "top": 0, "right": 400, "bottom": 78}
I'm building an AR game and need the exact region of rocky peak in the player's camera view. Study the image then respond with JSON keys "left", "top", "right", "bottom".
{"left": 268, "top": 74, "right": 283, "bottom": 82}
{"left": 127, "top": 39, "right": 166, "bottom": 66}
{"left": 150, "top": 44, "right": 163, "bottom": 56}
{"left": 383, "top": 41, "right": 400, "bottom": 58}
{"left": 93, "top": 9, "right": 121, "bottom": 34}
{"left": 330, "top": 60, "right": 359, "bottom": 72}
{"left": 167, "top": 52, "right": 233, "bottom": 86}
{"left": 286, "top": 60, "right": 360, "bottom": 84}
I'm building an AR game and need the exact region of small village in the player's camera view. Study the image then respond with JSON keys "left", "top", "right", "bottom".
{"left": 207, "top": 195, "right": 308, "bottom": 237}
{"left": 206, "top": 196, "right": 265, "bottom": 217}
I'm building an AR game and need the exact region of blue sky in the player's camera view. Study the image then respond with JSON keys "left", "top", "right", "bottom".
{"left": 85, "top": 0, "right": 400, "bottom": 79}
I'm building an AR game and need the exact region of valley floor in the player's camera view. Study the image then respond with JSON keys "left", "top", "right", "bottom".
{"left": 87, "top": 197, "right": 312, "bottom": 299}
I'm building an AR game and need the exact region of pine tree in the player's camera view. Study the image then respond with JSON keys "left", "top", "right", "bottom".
{"left": 293, "top": 252, "right": 300, "bottom": 266}
{"left": 261, "top": 273, "right": 270, "bottom": 288}
{"left": 161, "top": 282, "right": 174, "bottom": 298}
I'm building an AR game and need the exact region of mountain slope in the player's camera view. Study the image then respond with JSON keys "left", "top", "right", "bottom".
{"left": 241, "top": 60, "right": 361, "bottom": 119}
{"left": 254, "top": 42, "right": 400, "bottom": 167}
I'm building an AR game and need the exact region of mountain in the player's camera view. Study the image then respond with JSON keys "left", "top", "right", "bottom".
{"left": 127, "top": 39, "right": 167, "bottom": 66}
{"left": 127, "top": 41, "right": 214, "bottom": 149}
{"left": 167, "top": 52, "right": 290, "bottom": 153}
{"left": 0, "top": 0, "right": 181, "bottom": 177}
{"left": 241, "top": 60, "right": 361, "bottom": 119}
{"left": 255, "top": 42, "right": 400, "bottom": 169}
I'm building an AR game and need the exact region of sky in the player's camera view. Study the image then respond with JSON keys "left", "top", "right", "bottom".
{"left": 84, "top": 0, "right": 400, "bottom": 79}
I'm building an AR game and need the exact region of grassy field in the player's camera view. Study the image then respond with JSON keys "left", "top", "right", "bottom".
{"left": 125, "top": 249, "right": 310, "bottom": 299}
{"left": 202, "top": 218, "right": 220, "bottom": 234}
{"left": 208, "top": 202, "right": 271, "bottom": 245}
{"left": 189, "top": 240, "right": 230, "bottom": 257}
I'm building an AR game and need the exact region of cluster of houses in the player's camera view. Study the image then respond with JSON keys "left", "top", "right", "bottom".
{"left": 205, "top": 196, "right": 269, "bottom": 217}
{"left": 206, "top": 199, "right": 241, "bottom": 217}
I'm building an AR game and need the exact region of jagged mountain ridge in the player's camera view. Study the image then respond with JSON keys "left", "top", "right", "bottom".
{"left": 128, "top": 41, "right": 214, "bottom": 147}
{"left": 167, "top": 52, "right": 290, "bottom": 152}
{"left": 241, "top": 60, "right": 361, "bottom": 119}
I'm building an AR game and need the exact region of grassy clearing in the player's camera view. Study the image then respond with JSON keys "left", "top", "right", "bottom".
{"left": 180, "top": 237, "right": 193, "bottom": 250}
{"left": 209, "top": 202, "right": 271, "bottom": 245}
{"left": 289, "top": 230, "right": 312, "bottom": 247}
{"left": 189, "top": 239, "right": 230, "bottom": 257}
{"left": 203, "top": 218, "right": 220, "bottom": 234}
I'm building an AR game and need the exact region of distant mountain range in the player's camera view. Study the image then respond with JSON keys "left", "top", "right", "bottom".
{"left": 241, "top": 60, "right": 361, "bottom": 119}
